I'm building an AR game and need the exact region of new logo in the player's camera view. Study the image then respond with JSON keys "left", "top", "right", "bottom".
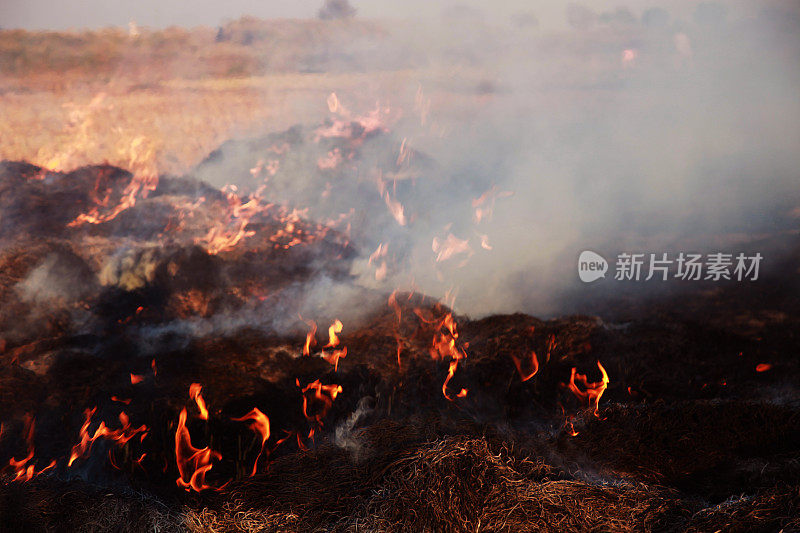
{"left": 578, "top": 251, "right": 608, "bottom": 283}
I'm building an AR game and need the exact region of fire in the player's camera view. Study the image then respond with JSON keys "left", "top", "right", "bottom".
{"left": 197, "top": 187, "right": 259, "bottom": 255}
{"left": 511, "top": 351, "right": 539, "bottom": 382}
{"left": 389, "top": 291, "right": 404, "bottom": 369}
{"left": 472, "top": 186, "right": 512, "bottom": 224}
{"left": 317, "top": 92, "right": 391, "bottom": 142}
{"left": 376, "top": 175, "right": 407, "bottom": 226}
{"left": 297, "top": 379, "right": 343, "bottom": 438}
{"left": 231, "top": 408, "right": 270, "bottom": 477}
{"left": 321, "top": 319, "right": 347, "bottom": 371}
{"left": 419, "top": 310, "right": 469, "bottom": 401}
{"left": 369, "top": 243, "right": 389, "bottom": 281}
{"left": 756, "top": 363, "right": 772, "bottom": 372}
{"left": 67, "top": 408, "right": 148, "bottom": 467}
{"left": 432, "top": 233, "right": 473, "bottom": 264}
{"left": 325, "top": 319, "right": 343, "bottom": 348}
{"left": 69, "top": 136, "right": 159, "bottom": 226}
{"left": 562, "top": 362, "right": 610, "bottom": 417}
{"left": 189, "top": 383, "right": 209, "bottom": 420}
{"left": 383, "top": 193, "right": 406, "bottom": 226}
{"left": 8, "top": 414, "right": 56, "bottom": 482}
{"left": 174, "top": 407, "right": 223, "bottom": 491}
{"left": 302, "top": 318, "right": 318, "bottom": 356}
{"left": 327, "top": 92, "right": 344, "bottom": 114}
{"left": 130, "top": 373, "right": 144, "bottom": 384}
{"left": 396, "top": 137, "right": 412, "bottom": 166}
{"left": 301, "top": 318, "right": 347, "bottom": 371}
{"left": 388, "top": 290, "right": 402, "bottom": 324}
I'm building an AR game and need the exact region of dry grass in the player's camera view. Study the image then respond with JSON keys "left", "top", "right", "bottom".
{"left": 0, "top": 18, "right": 506, "bottom": 180}
{"left": 0, "top": 20, "right": 392, "bottom": 177}
{"left": 6, "top": 431, "right": 795, "bottom": 532}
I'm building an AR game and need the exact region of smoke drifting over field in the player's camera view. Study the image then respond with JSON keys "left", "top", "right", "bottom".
{"left": 189, "top": 2, "right": 800, "bottom": 319}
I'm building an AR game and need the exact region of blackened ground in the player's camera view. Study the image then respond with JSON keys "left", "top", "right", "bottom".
{"left": 0, "top": 161, "right": 798, "bottom": 531}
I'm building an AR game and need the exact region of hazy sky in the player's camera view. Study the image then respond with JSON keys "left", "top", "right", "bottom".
{"left": 0, "top": 0, "right": 680, "bottom": 31}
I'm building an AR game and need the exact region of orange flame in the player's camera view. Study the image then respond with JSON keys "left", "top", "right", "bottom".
{"left": 69, "top": 136, "right": 159, "bottom": 226}
{"left": 563, "top": 362, "right": 610, "bottom": 416}
{"left": 302, "top": 318, "right": 318, "bottom": 356}
{"left": 174, "top": 407, "right": 224, "bottom": 491}
{"left": 420, "top": 311, "right": 469, "bottom": 401}
{"left": 369, "top": 243, "right": 389, "bottom": 281}
{"left": 68, "top": 408, "right": 148, "bottom": 467}
{"left": 383, "top": 192, "right": 406, "bottom": 226}
{"left": 388, "top": 290, "right": 402, "bottom": 324}
{"left": 432, "top": 233, "right": 473, "bottom": 264}
{"left": 8, "top": 415, "right": 55, "bottom": 482}
{"left": 325, "top": 319, "right": 343, "bottom": 348}
{"left": 511, "top": 351, "right": 539, "bottom": 382}
{"left": 472, "top": 186, "right": 513, "bottom": 224}
{"left": 321, "top": 347, "right": 348, "bottom": 372}
{"left": 298, "top": 379, "right": 343, "bottom": 433}
{"left": 189, "top": 383, "right": 209, "bottom": 420}
{"left": 231, "top": 408, "right": 271, "bottom": 477}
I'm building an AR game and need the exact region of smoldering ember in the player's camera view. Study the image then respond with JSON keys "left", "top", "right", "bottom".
{"left": 0, "top": 2, "right": 799, "bottom": 532}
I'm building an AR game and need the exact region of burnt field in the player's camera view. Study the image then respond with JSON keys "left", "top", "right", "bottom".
{"left": 0, "top": 115, "right": 798, "bottom": 531}
{"left": 1, "top": 5, "right": 800, "bottom": 532}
